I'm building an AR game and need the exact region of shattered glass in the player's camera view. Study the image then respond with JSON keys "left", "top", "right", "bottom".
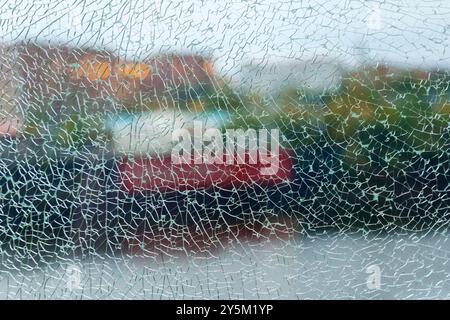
{"left": 0, "top": 0, "right": 449, "bottom": 299}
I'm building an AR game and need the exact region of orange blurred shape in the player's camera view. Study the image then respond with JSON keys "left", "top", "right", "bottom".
{"left": 203, "top": 60, "right": 214, "bottom": 76}
{"left": 115, "top": 61, "right": 151, "bottom": 80}
{"left": 73, "top": 56, "right": 111, "bottom": 81}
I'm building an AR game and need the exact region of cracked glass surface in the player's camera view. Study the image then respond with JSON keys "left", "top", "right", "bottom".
{"left": 0, "top": 0, "right": 450, "bottom": 299}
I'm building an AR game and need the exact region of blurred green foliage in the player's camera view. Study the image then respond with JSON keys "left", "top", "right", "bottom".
{"left": 321, "top": 67, "right": 450, "bottom": 171}
{"left": 23, "top": 91, "right": 108, "bottom": 151}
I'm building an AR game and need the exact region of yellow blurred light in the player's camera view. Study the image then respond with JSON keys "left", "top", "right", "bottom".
{"left": 116, "top": 62, "right": 151, "bottom": 80}
{"left": 203, "top": 61, "right": 214, "bottom": 76}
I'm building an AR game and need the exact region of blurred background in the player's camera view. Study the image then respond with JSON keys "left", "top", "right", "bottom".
{"left": 0, "top": 0, "right": 450, "bottom": 299}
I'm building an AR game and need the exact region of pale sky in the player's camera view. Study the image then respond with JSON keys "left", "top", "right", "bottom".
{"left": 1, "top": 0, "right": 449, "bottom": 81}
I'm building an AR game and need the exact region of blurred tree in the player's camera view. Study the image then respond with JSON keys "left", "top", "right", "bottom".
{"left": 321, "top": 66, "right": 450, "bottom": 172}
